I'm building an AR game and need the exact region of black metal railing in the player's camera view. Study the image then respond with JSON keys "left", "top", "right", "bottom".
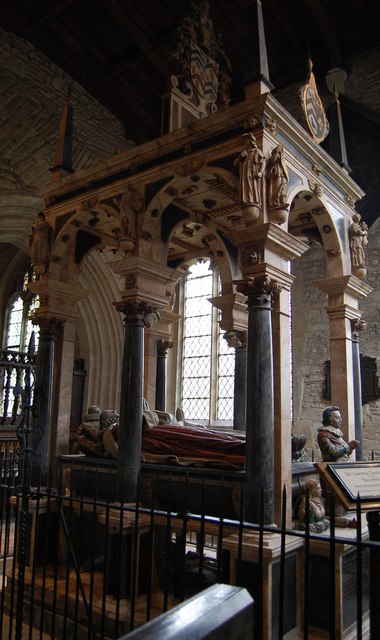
{"left": 1, "top": 454, "right": 379, "bottom": 640}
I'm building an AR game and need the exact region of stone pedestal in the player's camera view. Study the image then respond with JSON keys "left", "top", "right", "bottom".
{"left": 98, "top": 508, "right": 151, "bottom": 599}
{"left": 10, "top": 496, "right": 59, "bottom": 568}
{"left": 306, "top": 525, "right": 370, "bottom": 639}
{"left": 222, "top": 532, "right": 303, "bottom": 639}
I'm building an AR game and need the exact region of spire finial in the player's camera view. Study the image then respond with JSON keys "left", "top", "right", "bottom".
{"left": 49, "top": 86, "right": 74, "bottom": 181}
{"left": 243, "top": 0, "right": 274, "bottom": 99}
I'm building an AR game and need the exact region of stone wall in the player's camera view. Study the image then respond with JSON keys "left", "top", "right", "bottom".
{"left": 0, "top": 28, "right": 132, "bottom": 193}
{"left": 291, "top": 243, "right": 329, "bottom": 459}
{"left": 292, "top": 222, "right": 380, "bottom": 461}
{"left": 358, "top": 218, "right": 380, "bottom": 458}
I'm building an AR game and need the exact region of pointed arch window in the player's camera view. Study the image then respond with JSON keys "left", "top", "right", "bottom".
{"left": 179, "top": 260, "right": 235, "bottom": 425}
{"left": 3, "top": 271, "right": 39, "bottom": 352}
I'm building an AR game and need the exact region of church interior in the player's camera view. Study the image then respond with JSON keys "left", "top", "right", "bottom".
{"left": 1, "top": 1, "right": 380, "bottom": 638}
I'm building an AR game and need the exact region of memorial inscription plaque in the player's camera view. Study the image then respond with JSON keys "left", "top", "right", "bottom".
{"left": 315, "top": 461, "right": 380, "bottom": 510}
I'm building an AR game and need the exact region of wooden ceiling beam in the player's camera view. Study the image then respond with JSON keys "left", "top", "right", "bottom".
{"left": 305, "top": 0, "right": 342, "bottom": 67}
{"left": 104, "top": 0, "right": 169, "bottom": 78}
{"left": 36, "top": 0, "right": 76, "bottom": 24}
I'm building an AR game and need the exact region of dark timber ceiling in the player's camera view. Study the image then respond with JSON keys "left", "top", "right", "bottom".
{"left": 1, "top": 0, "right": 379, "bottom": 143}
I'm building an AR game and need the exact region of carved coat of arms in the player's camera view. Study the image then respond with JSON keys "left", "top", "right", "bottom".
{"left": 169, "top": 2, "right": 231, "bottom": 117}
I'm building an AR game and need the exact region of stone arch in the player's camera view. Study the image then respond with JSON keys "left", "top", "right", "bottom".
{"left": 142, "top": 165, "right": 240, "bottom": 286}
{"left": 48, "top": 201, "right": 122, "bottom": 283}
{"left": 0, "top": 191, "right": 43, "bottom": 253}
{"left": 76, "top": 250, "right": 124, "bottom": 412}
{"left": 288, "top": 188, "right": 347, "bottom": 278}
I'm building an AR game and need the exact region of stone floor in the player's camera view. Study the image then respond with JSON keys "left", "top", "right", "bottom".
{"left": 1, "top": 565, "right": 180, "bottom": 639}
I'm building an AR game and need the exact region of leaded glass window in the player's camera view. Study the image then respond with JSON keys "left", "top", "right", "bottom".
{"left": 180, "top": 260, "right": 235, "bottom": 424}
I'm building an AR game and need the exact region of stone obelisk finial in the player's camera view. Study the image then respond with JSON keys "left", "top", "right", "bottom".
{"left": 243, "top": 0, "right": 274, "bottom": 100}
{"left": 50, "top": 86, "right": 74, "bottom": 181}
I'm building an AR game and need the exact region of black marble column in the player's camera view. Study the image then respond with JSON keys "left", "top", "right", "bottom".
{"left": 115, "top": 301, "right": 157, "bottom": 502}
{"left": 224, "top": 331, "right": 247, "bottom": 431}
{"left": 31, "top": 318, "right": 59, "bottom": 487}
{"left": 155, "top": 340, "right": 172, "bottom": 411}
{"left": 351, "top": 319, "right": 365, "bottom": 460}
{"left": 236, "top": 277, "right": 280, "bottom": 524}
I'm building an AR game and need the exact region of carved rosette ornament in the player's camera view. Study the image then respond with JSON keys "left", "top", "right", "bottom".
{"left": 234, "top": 133, "right": 264, "bottom": 223}
{"left": 114, "top": 301, "right": 160, "bottom": 327}
{"left": 266, "top": 144, "right": 289, "bottom": 224}
{"left": 234, "top": 276, "right": 282, "bottom": 307}
{"left": 157, "top": 339, "right": 174, "bottom": 357}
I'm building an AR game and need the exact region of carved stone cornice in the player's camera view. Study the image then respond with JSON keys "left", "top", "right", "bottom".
{"left": 315, "top": 275, "right": 373, "bottom": 301}
{"left": 27, "top": 277, "right": 88, "bottom": 323}
{"left": 227, "top": 222, "right": 308, "bottom": 263}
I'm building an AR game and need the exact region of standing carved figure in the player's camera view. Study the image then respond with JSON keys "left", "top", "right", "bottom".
{"left": 30, "top": 211, "right": 51, "bottom": 274}
{"left": 349, "top": 212, "right": 368, "bottom": 268}
{"left": 267, "top": 144, "right": 289, "bottom": 207}
{"left": 234, "top": 133, "right": 264, "bottom": 221}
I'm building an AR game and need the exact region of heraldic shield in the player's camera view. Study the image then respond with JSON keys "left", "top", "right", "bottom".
{"left": 189, "top": 43, "right": 219, "bottom": 107}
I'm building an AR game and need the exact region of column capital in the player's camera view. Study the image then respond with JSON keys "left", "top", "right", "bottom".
{"left": 114, "top": 300, "right": 159, "bottom": 326}
{"left": 234, "top": 275, "right": 282, "bottom": 307}
{"left": 223, "top": 330, "right": 247, "bottom": 349}
{"left": 351, "top": 318, "right": 367, "bottom": 335}
{"left": 32, "top": 316, "right": 63, "bottom": 338}
{"left": 157, "top": 339, "right": 174, "bottom": 357}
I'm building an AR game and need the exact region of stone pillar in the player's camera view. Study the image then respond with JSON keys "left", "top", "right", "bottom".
{"left": 351, "top": 318, "right": 366, "bottom": 460}
{"left": 115, "top": 300, "right": 158, "bottom": 502}
{"left": 272, "top": 277, "right": 294, "bottom": 525}
{"left": 31, "top": 318, "right": 60, "bottom": 487}
{"left": 236, "top": 276, "right": 281, "bottom": 525}
{"left": 224, "top": 330, "right": 247, "bottom": 431}
{"left": 156, "top": 339, "right": 173, "bottom": 411}
{"left": 316, "top": 276, "right": 372, "bottom": 444}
